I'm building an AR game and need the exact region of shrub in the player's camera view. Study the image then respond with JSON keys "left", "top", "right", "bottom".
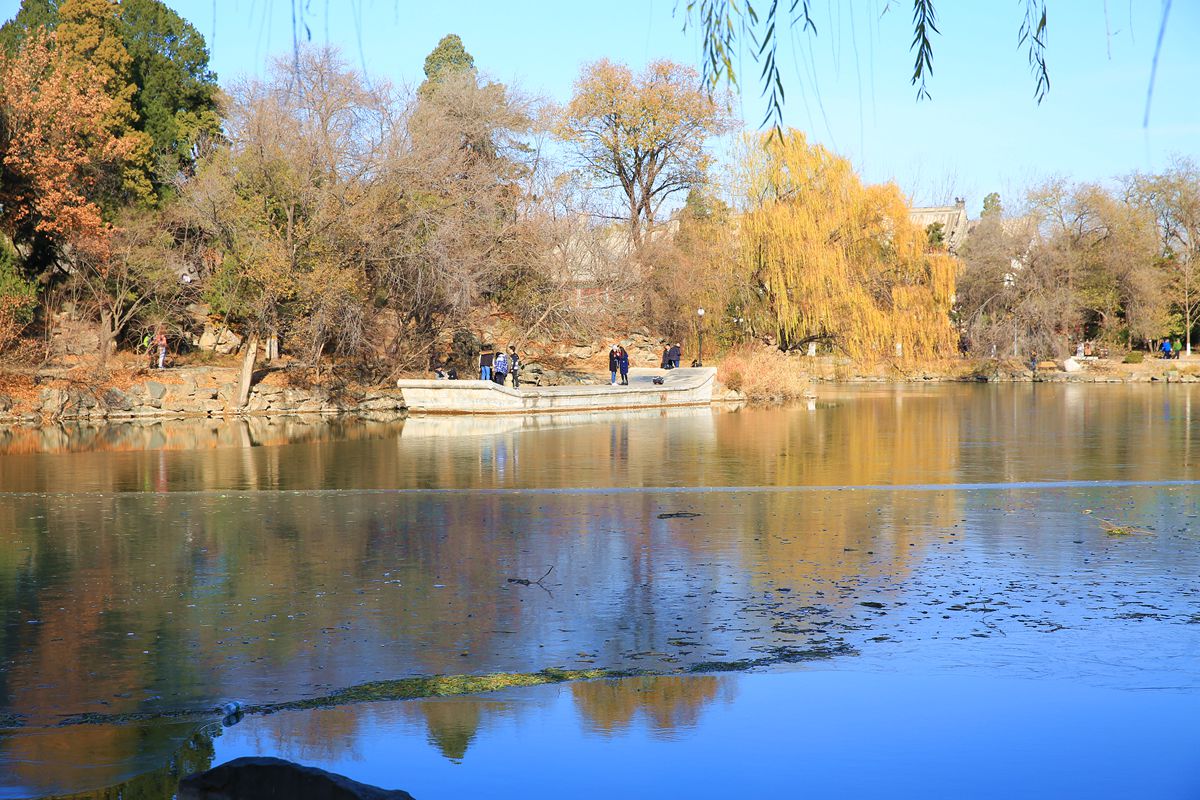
{"left": 1123, "top": 351, "right": 1144, "bottom": 364}
{"left": 717, "top": 344, "right": 813, "bottom": 402}
{"left": 0, "top": 245, "right": 37, "bottom": 353}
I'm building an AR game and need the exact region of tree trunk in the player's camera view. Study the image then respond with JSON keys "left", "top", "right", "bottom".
{"left": 98, "top": 309, "right": 115, "bottom": 368}
{"left": 1187, "top": 302, "right": 1193, "bottom": 355}
{"left": 238, "top": 334, "right": 259, "bottom": 410}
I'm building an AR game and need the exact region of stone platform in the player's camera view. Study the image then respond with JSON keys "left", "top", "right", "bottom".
{"left": 397, "top": 367, "right": 717, "bottom": 414}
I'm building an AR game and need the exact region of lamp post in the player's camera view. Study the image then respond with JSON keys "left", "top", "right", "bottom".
{"left": 696, "top": 307, "right": 705, "bottom": 367}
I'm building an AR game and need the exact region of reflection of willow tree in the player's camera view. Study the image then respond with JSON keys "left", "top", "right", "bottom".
{"left": 571, "top": 676, "right": 728, "bottom": 736}
{"left": 711, "top": 390, "right": 965, "bottom": 593}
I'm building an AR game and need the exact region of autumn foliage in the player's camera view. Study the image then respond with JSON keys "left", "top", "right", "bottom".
{"left": 738, "top": 130, "right": 957, "bottom": 360}
{"left": 0, "top": 30, "right": 124, "bottom": 264}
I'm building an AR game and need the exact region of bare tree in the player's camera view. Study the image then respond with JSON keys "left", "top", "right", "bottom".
{"left": 1127, "top": 157, "right": 1200, "bottom": 353}
{"left": 959, "top": 179, "right": 1164, "bottom": 357}
{"left": 557, "top": 60, "right": 735, "bottom": 251}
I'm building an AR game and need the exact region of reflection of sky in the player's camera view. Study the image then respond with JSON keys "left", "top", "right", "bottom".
{"left": 211, "top": 670, "right": 1200, "bottom": 800}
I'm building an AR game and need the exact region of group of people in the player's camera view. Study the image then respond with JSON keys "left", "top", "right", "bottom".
{"left": 660, "top": 343, "right": 682, "bottom": 370}
{"left": 479, "top": 346, "right": 521, "bottom": 387}
{"left": 608, "top": 344, "right": 630, "bottom": 385}
{"left": 1160, "top": 338, "right": 1183, "bottom": 359}
{"left": 432, "top": 339, "right": 692, "bottom": 389}
{"left": 433, "top": 345, "right": 523, "bottom": 386}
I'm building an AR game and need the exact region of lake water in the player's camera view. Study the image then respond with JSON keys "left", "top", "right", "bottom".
{"left": 1, "top": 385, "right": 1199, "bottom": 798}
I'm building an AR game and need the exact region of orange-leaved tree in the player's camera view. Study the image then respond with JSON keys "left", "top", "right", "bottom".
{"left": 738, "top": 130, "right": 957, "bottom": 360}
{"left": 0, "top": 29, "right": 120, "bottom": 270}
{"left": 558, "top": 59, "right": 736, "bottom": 251}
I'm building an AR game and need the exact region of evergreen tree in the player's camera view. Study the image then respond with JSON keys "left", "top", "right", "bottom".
{"left": 0, "top": 0, "right": 58, "bottom": 55}
{"left": 0, "top": 0, "right": 220, "bottom": 195}
{"left": 420, "top": 34, "right": 475, "bottom": 92}
{"left": 121, "top": 0, "right": 220, "bottom": 185}
{"left": 56, "top": 0, "right": 155, "bottom": 206}
{"left": 982, "top": 192, "right": 1002, "bottom": 217}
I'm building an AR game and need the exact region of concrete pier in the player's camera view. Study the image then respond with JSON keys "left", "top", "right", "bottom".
{"left": 397, "top": 367, "right": 717, "bottom": 414}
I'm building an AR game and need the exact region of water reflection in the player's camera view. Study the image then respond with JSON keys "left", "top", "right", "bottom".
{"left": 0, "top": 385, "right": 1195, "bottom": 493}
{"left": 571, "top": 675, "right": 731, "bottom": 738}
{"left": 0, "top": 721, "right": 211, "bottom": 800}
{"left": 2, "top": 386, "right": 1200, "bottom": 797}
{"left": 202, "top": 670, "right": 1200, "bottom": 800}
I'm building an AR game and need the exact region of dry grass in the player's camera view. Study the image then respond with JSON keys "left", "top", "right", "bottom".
{"left": 716, "top": 345, "right": 815, "bottom": 403}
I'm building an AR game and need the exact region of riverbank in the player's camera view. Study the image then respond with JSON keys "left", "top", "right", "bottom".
{"left": 0, "top": 352, "right": 1197, "bottom": 425}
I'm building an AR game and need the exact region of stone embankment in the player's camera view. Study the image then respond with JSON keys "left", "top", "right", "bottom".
{"left": 793, "top": 356, "right": 1200, "bottom": 384}
{"left": 2, "top": 366, "right": 405, "bottom": 425}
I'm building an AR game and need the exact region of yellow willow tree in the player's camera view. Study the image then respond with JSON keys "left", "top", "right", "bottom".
{"left": 738, "top": 130, "right": 957, "bottom": 360}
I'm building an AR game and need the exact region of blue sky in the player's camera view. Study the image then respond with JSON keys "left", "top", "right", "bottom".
{"left": 5, "top": 1, "right": 1196, "bottom": 211}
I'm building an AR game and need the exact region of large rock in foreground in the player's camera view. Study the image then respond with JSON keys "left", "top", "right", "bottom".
{"left": 178, "top": 756, "right": 416, "bottom": 800}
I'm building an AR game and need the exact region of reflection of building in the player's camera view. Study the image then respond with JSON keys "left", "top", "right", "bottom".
{"left": 910, "top": 199, "right": 971, "bottom": 254}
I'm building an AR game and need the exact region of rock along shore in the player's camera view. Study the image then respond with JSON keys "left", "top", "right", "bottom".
{"left": 0, "top": 366, "right": 405, "bottom": 425}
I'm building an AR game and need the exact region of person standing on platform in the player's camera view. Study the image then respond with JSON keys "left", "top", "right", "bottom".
{"left": 480, "top": 347, "right": 494, "bottom": 381}
{"left": 493, "top": 349, "right": 510, "bottom": 385}
{"left": 508, "top": 346, "right": 522, "bottom": 388}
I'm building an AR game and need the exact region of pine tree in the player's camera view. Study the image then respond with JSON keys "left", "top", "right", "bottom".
{"left": 420, "top": 34, "right": 475, "bottom": 93}
{"left": 56, "top": 0, "right": 155, "bottom": 206}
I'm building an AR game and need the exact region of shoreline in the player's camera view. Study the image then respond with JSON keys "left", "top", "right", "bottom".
{"left": 0, "top": 358, "right": 1197, "bottom": 427}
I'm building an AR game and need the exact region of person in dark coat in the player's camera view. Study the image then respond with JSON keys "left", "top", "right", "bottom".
{"left": 608, "top": 345, "right": 619, "bottom": 385}
{"left": 479, "top": 348, "right": 494, "bottom": 381}
{"left": 668, "top": 343, "right": 682, "bottom": 369}
{"left": 661, "top": 347, "right": 671, "bottom": 369}
{"left": 617, "top": 346, "right": 630, "bottom": 385}
{"left": 507, "top": 346, "right": 521, "bottom": 388}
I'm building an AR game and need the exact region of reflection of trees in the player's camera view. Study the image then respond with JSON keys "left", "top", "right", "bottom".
{"left": 255, "top": 705, "right": 366, "bottom": 765}
{"left": 571, "top": 676, "right": 730, "bottom": 737}
{"left": 0, "top": 723, "right": 211, "bottom": 800}
{"left": 1, "top": 388, "right": 1196, "bottom": 494}
{"left": 4, "top": 386, "right": 1198, "bottom": 790}
{"left": 418, "top": 699, "right": 488, "bottom": 762}
{"left": 0, "top": 487, "right": 742, "bottom": 776}
{"left": 710, "top": 390, "right": 962, "bottom": 595}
